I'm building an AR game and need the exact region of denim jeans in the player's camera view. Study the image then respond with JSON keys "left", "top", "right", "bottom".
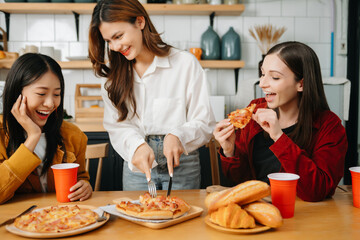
{"left": 122, "top": 135, "right": 201, "bottom": 190}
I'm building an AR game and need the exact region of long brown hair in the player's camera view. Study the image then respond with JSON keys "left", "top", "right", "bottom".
{"left": 89, "top": 0, "right": 171, "bottom": 121}
{"left": 266, "top": 41, "right": 330, "bottom": 149}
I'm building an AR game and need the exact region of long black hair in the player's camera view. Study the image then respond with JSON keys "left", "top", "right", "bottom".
{"left": 2, "top": 53, "right": 66, "bottom": 175}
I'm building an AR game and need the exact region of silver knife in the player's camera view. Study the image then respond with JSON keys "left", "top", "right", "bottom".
{"left": 167, "top": 173, "right": 173, "bottom": 197}
{"left": 0, "top": 204, "right": 37, "bottom": 227}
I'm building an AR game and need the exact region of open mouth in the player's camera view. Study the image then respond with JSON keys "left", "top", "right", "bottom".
{"left": 264, "top": 92, "right": 276, "bottom": 102}
{"left": 264, "top": 91, "right": 276, "bottom": 97}
{"left": 36, "top": 110, "right": 51, "bottom": 119}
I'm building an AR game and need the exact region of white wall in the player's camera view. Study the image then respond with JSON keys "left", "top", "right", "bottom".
{"left": 0, "top": 0, "right": 348, "bottom": 118}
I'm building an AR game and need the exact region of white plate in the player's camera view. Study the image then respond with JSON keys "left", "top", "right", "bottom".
{"left": 6, "top": 205, "right": 109, "bottom": 239}
{"left": 66, "top": 56, "right": 89, "bottom": 61}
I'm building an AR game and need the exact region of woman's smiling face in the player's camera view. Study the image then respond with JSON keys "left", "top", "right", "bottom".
{"left": 99, "top": 17, "right": 145, "bottom": 61}
{"left": 21, "top": 71, "right": 61, "bottom": 129}
{"left": 259, "top": 53, "right": 303, "bottom": 111}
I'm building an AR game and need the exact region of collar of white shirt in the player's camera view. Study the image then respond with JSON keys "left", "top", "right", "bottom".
{"left": 136, "top": 48, "right": 178, "bottom": 80}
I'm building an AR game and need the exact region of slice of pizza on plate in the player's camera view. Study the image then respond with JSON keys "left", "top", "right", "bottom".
{"left": 13, "top": 205, "right": 98, "bottom": 233}
{"left": 115, "top": 192, "right": 191, "bottom": 220}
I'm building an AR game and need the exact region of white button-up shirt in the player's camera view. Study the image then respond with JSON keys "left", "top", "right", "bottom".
{"left": 102, "top": 48, "right": 216, "bottom": 172}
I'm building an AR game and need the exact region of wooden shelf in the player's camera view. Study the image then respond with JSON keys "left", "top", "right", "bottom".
{"left": 0, "top": 59, "right": 244, "bottom": 69}
{"left": 0, "top": 3, "right": 245, "bottom": 71}
{"left": 201, "top": 60, "right": 244, "bottom": 69}
{"left": 0, "top": 3, "right": 245, "bottom": 15}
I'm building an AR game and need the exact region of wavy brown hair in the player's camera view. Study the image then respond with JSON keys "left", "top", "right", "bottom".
{"left": 89, "top": 0, "right": 171, "bottom": 121}
{"left": 266, "top": 41, "right": 330, "bottom": 149}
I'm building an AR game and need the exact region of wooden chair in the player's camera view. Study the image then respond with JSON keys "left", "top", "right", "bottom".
{"left": 85, "top": 143, "right": 109, "bottom": 191}
{"left": 206, "top": 137, "right": 221, "bottom": 185}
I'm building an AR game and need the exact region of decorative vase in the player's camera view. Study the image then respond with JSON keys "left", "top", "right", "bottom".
{"left": 221, "top": 27, "right": 241, "bottom": 60}
{"left": 201, "top": 26, "right": 221, "bottom": 60}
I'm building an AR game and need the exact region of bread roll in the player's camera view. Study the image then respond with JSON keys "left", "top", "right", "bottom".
{"left": 207, "top": 180, "right": 270, "bottom": 213}
{"left": 244, "top": 201, "right": 283, "bottom": 228}
{"left": 210, "top": 203, "right": 256, "bottom": 229}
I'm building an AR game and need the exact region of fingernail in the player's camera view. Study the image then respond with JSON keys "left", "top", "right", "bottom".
{"left": 170, "top": 173, "right": 173, "bottom": 177}
{"left": 147, "top": 178, "right": 150, "bottom": 182}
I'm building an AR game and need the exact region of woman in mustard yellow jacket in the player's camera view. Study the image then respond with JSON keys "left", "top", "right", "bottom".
{"left": 0, "top": 53, "right": 92, "bottom": 204}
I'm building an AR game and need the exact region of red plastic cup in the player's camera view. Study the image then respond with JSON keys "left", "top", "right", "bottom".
{"left": 51, "top": 163, "right": 79, "bottom": 203}
{"left": 349, "top": 166, "right": 360, "bottom": 208}
{"left": 267, "top": 172, "right": 300, "bottom": 218}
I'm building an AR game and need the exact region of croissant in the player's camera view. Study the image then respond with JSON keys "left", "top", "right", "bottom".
{"left": 209, "top": 203, "right": 256, "bottom": 229}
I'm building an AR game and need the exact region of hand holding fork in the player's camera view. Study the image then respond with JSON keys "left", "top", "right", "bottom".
{"left": 131, "top": 143, "right": 157, "bottom": 198}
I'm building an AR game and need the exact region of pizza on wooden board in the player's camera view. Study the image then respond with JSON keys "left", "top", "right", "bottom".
{"left": 115, "top": 192, "right": 191, "bottom": 220}
{"left": 228, "top": 104, "right": 256, "bottom": 129}
{"left": 13, "top": 205, "right": 98, "bottom": 233}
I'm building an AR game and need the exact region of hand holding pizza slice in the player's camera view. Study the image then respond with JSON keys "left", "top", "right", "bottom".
{"left": 228, "top": 104, "right": 256, "bottom": 129}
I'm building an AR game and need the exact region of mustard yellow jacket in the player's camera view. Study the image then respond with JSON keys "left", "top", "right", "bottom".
{"left": 0, "top": 121, "right": 89, "bottom": 204}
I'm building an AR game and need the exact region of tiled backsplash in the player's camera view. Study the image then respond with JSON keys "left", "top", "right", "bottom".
{"left": 0, "top": 0, "right": 348, "bottom": 119}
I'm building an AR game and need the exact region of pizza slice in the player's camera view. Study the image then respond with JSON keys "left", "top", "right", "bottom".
{"left": 115, "top": 192, "right": 191, "bottom": 220}
{"left": 228, "top": 104, "right": 256, "bottom": 129}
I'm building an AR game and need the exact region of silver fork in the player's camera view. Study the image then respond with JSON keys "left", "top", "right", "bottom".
{"left": 147, "top": 178, "right": 157, "bottom": 198}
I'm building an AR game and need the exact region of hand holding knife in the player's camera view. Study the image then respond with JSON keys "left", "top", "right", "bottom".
{"left": 167, "top": 173, "right": 173, "bottom": 197}
{"left": 163, "top": 134, "right": 184, "bottom": 197}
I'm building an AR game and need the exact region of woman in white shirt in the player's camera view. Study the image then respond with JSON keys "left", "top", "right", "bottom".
{"left": 88, "top": 0, "right": 215, "bottom": 190}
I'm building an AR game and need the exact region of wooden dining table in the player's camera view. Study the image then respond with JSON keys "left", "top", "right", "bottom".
{"left": 0, "top": 187, "right": 359, "bottom": 240}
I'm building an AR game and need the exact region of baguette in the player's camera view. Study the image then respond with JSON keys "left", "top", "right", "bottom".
{"left": 209, "top": 203, "right": 256, "bottom": 229}
{"left": 244, "top": 201, "right": 283, "bottom": 228}
{"left": 207, "top": 180, "right": 270, "bottom": 213}
{"left": 205, "top": 189, "right": 229, "bottom": 209}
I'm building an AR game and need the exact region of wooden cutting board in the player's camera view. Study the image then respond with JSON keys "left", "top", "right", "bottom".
{"left": 120, "top": 205, "right": 204, "bottom": 229}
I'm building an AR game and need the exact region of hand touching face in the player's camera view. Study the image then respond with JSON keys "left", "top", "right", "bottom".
{"left": 11, "top": 71, "right": 61, "bottom": 152}
{"left": 252, "top": 108, "right": 283, "bottom": 142}
{"left": 20, "top": 71, "right": 61, "bottom": 130}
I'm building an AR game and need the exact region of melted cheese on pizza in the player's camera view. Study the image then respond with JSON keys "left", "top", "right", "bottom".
{"left": 116, "top": 192, "right": 190, "bottom": 219}
{"left": 228, "top": 104, "right": 256, "bottom": 129}
{"left": 14, "top": 205, "right": 98, "bottom": 233}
